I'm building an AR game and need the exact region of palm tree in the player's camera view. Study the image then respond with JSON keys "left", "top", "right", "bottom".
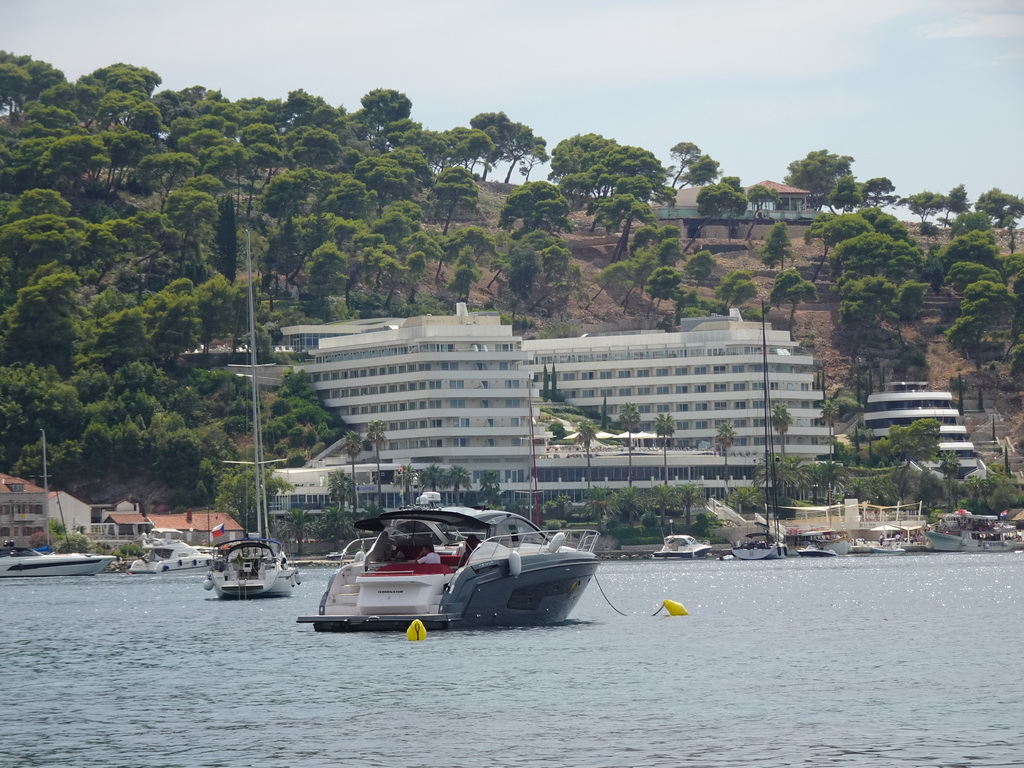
{"left": 418, "top": 464, "right": 445, "bottom": 493}
{"left": 653, "top": 413, "right": 675, "bottom": 485}
{"left": 618, "top": 401, "right": 641, "bottom": 487}
{"left": 328, "top": 469, "right": 353, "bottom": 510}
{"left": 613, "top": 486, "right": 646, "bottom": 525}
{"left": 583, "top": 486, "right": 615, "bottom": 530}
{"left": 575, "top": 419, "right": 598, "bottom": 489}
{"left": 395, "top": 464, "right": 417, "bottom": 505}
{"left": 771, "top": 402, "right": 792, "bottom": 457}
{"left": 674, "top": 483, "right": 706, "bottom": 527}
{"left": 280, "top": 507, "right": 310, "bottom": 556}
{"left": 445, "top": 465, "right": 472, "bottom": 505}
{"left": 820, "top": 396, "right": 840, "bottom": 461}
{"left": 806, "top": 460, "right": 847, "bottom": 507}
{"left": 479, "top": 469, "right": 501, "bottom": 507}
{"left": 937, "top": 450, "right": 961, "bottom": 513}
{"left": 340, "top": 431, "right": 364, "bottom": 518}
{"left": 316, "top": 504, "right": 354, "bottom": 552}
{"left": 726, "top": 485, "right": 764, "bottom": 518}
{"left": 366, "top": 419, "right": 387, "bottom": 507}
{"left": 756, "top": 455, "right": 806, "bottom": 500}
{"left": 647, "top": 483, "right": 676, "bottom": 527}
{"left": 715, "top": 420, "right": 736, "bottom": 490}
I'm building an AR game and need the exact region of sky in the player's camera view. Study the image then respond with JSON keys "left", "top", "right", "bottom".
{"left": 5, "top": 0, "right": 1023, "bottom": 205}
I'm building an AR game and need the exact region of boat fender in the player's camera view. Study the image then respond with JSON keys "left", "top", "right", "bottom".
{"left": 295, "top": 571, "right": 302, "bottom": 585}
{"left": 508, "top": 549, "right": 522, "bottom": 578}
{"left": 202, "top": 577, "right": 213, "bottom": 591}
{"left": 162, "top": 564, "right": 170, "bottom": 571}
{"left": 192, "top": 559, "right": 197, "bottom": 566}
{"left": 406, "top": 619, "right": 427, "bottom": 641}
{"left": 547, "top": 532, "right": 565, "bottom": 553}
{"left": 663, "top": 599, "right": 689, "bottom": 616}
{"left": 178, "top": 560, "right": 183, "bottom": 567}
{"left": 354, "top": 550, "right": 365, "bottom": 563}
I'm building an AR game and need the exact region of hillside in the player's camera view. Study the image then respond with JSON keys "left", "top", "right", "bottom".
{"left": 0, "top": 52, "right": 1021, "bottom": 513}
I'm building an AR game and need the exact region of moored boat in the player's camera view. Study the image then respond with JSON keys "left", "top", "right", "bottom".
{"left": 203, "top": 538, "right": 300, "bottom": 597}
{"left": 653, "top": 534, "right": 712, "bottom": 559}
{"left": 871, "top": 537, "right": 906, "bottom": 555}
{"left": 732, "top": 531, "right": 789, "bottom": 560}
{"left": 796, "top": 542, "right": 837, "bottom": 558}
{"left": 925, "top": 511, "right": 1016, "bottom": 552}
{"left": 128, "top": 529, "right": 213, "bottom": 574}
{"left": 298, "top": 501, "right": 599, "bottom": 631}
{"left": 787, "top": 528, "right": 851, "bottom": 556}
{"left": 0, "top": 541, "right": 114, "bottom": 577}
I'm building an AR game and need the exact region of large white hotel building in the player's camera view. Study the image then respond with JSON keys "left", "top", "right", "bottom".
{"left": 274, "top": 305, "right": 827, "bottom": 513}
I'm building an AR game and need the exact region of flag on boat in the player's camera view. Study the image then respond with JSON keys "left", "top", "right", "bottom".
{"left": 212, "top": 523, "right": 226, "bottom": 537}
{"left": 999, "top": 510, "right": 1008, "bottom": 519}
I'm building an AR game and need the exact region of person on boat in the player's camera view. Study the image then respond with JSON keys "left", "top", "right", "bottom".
{"left": 456, "top": 535, "right": 481, "bottom": 566}
{"left": 416, "top": 544, "right": 441, "bottom": 564}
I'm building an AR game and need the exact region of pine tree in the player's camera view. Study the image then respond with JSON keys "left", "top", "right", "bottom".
{"left": 214, "top": 196, "right": 238, "bottom": 282}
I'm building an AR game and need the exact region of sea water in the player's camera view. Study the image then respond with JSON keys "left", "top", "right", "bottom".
{"left": 4, "top": 554, "right": 1024, "bottom": 768}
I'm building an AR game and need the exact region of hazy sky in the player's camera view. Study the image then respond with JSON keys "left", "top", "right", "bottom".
{"left": 5, "top": 0, "right": 1023, "bottom": 204}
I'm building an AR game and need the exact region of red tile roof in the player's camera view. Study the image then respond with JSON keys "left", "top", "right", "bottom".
{"left": 748, "top": 180, "right": 810, "bottom": 195}
{"left": 0, "top": 474, "right": 46, "bottom": 493}
{"left": 148, "top": 512, "right": 243, "bottom": 533}
{"left": 106, "top": 513, "right": 148, "bottom": 524}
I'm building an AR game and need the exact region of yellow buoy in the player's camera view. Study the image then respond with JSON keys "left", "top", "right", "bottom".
{"left": 663, "top": 599, "right": 688, "bottom": 616}
{"left": 406, "top": 619, "right": 427, "bottom": 641}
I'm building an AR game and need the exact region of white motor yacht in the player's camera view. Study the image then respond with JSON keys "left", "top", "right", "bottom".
{"left": 653, "top": 534, "right": 712, "bottom": 559}
{"left": 0, "top": 541, "right": 115, "bottom": 577}
{"left": 128, "top": 529, "right": 214, "bottom": 574}
{"left": 298, "top": 502, "right": 599, "bottom": 631}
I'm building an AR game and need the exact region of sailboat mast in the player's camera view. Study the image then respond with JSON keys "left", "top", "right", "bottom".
{"left": 244, "top": 231, "right": 265, "bottom": 538}
{"left": 760, "top": 304, "right": 780, "bottom": 540}
{"left": 40, "top": 429, "right": 50, "bottom": 548}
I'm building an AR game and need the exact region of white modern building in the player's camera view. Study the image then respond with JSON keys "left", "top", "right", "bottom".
{"left": 279, "top": 305, "right": 828, "bottom": 513}
{"left": 863, "top": 382, "right": 984, "bottom": 479}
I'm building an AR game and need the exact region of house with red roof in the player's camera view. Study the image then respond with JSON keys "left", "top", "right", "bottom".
{"left": 0, "top": 473, "right": 48, "bottom": 546}
{"left": 147, "top": 510, "right": 244, "bottom": 544}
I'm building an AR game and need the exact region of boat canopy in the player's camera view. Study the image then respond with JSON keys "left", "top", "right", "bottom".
{"left": 356, "top": 507, "right": 535, "bottom": 533}
{"left": 216, "top": 537, "right": 284, "bottom": 551}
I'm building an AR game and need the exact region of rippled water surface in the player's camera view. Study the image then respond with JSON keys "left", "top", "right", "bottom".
{"left": 4, "top": 553, "right": 1024, "bottom": 767}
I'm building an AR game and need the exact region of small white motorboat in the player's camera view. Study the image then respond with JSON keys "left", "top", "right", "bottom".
{"left": 871, "top": 538, "right": 906, "bottom": 554}
{"left": 653, "top": 534, "right": 712, "bottom": 559}
{"left": 796, "top": 543, "right": 838, "bottom": 558}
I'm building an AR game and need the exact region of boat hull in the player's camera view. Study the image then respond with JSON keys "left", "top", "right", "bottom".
{"left": 925, "top": 532, "right": 1014, "bottom": 553}
{"left": 797, "top": 547, "right": 836, "bottom": 558}
{"left": 652, "top": 549, "right": 710, "bottom": 559}
{"left": 731, "top": 543, "right": 788, "bottom": 560}
{"left": 299, "top": 555, "right": 599, "bottom": 632}
{"left": 0, "top": 554, "right": 115, "bottom": 577}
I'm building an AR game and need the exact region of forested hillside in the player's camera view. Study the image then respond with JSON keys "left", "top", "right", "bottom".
{"left": 1, "top": 51, "right": 1021, "bottom": 512}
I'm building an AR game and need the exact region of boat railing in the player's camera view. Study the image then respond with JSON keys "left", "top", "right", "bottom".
{"left": 471, "top": 529, "right": 600, "bottom": 562}
{"left": 332, "top": 537, "right": 378, "bottom": 564}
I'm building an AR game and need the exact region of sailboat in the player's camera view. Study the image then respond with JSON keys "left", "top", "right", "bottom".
{"left": 203, "top": 232, "right": 300, "bottom": 598}
{"left": 731, "top": 307, "right": 789, "bottom": 561}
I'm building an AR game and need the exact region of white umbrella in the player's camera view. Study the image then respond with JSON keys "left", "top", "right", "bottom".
{"left": 870, "top": 524, "right": 903, "bottom": 532}
{"left": 594, "top": 431, "right": 618, "bottom": 440}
